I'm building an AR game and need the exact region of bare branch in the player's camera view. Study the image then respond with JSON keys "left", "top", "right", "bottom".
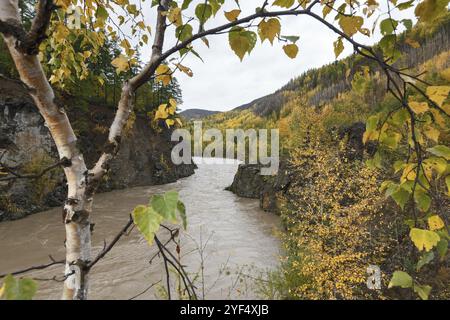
{"left": 0, "top": 257, "right": 65, "bottom": 278}
{"left": 0, "top": 157, "right": 71, "bottom": 182}
{"left": 86, "top": 215, "right": 134, "bottom": 270}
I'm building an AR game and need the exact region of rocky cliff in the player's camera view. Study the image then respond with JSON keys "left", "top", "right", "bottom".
{"left": 0, "top": 77, "right": 195, "bottom": 221}
{"left": 226, "top": 122, "right": 370, "bottom": 214}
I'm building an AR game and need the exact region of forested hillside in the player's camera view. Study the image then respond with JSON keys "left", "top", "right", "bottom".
{"left": 204, "top": 14, "right": 450, "bottom": 299}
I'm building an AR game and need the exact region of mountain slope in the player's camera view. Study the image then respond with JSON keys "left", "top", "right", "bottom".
{"left": 179, "top": 108, "right": 220, "bottom": 120}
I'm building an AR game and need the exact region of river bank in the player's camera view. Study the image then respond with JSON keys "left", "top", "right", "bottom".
{"left": 0, "top": 159, "right": 281, "bottom": 299}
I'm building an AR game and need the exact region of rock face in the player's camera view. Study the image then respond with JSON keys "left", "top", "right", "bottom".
{"left": 0, "top": 78, "right": 195, "bottom": 222}
{"left": 225, "top": 164, "right": 265, "bottom": 198}
{"left": 226, "top": 123, "right": 369, "bottom": 214}
{"left": 225, "top": 161, "right": 291, "bottom": 214}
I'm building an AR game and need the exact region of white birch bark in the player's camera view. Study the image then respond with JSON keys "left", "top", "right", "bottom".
{"left": 0, "top": 0, "right": 170, "bottom": 299}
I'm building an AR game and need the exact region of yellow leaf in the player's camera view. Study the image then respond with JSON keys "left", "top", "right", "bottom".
{"left": 423, "top": 125, "right": 440, "bottom": 143}
{"left": 430, "top": 109, "right": 446, "bottom": 127}
{"left": 155, "top": 104, "right": 169, "bottom": 120}
{"left": 333, "top": 37, "right": 344, "bottom": 58}
{"left": 111, "top": 55, "right": 130, "bottom": 74}
{"left": 426, "top": 86, "right": 450, "bottom": 108}
{"left": 428, "top": 215, "right": 445, "bottom": 231}
{"left": 167, "top": 104, "right": 176, "bottom": 115}
{"left": 224, "top": 9, "right": 241, "bottom": 22}
{"left": 339, "top": 16, "right": 364, "bottom": 37}
{"left": 283, "top": 44, "right": 298, "bottom": 59}
{"left": 166, "top": 119, "right": 175, "bottom": 127}
{"left": 258, "top": 18, "right": 281, "bottom": 45}
{"left": 156, "top": 64, "right": 172, "bottom": 86}
{"left": 409, "top": 101, "right": 429, "bottom": 114}
{"left": 0, "top": 283, "right": 4, "bottom": 298}
{"left": 273, "top": 0, "right": 295, "bottom": 8}
{"left": 168, "top": 7, "right": 183, "bottom": 27}
{"left": 410, "top": 228, "right": 440, "bottom": 252}
{"left": 169, "top": 98, "right": 177, "bottom": 108}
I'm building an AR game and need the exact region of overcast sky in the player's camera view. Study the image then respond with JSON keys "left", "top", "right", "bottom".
{"left": 136, "top": 1, "right": 415, "bottom": 112}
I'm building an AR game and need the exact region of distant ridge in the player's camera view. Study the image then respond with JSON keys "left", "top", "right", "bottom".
{"left": 179, "top": 108, "right": 220, "bottom": 120}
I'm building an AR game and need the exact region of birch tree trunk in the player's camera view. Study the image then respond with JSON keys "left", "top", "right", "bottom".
{"left": 0, "top": 0, "right": 93, "bottom": 300}
{"left": 0, "top": 0, "right": 169, "bottom": 299}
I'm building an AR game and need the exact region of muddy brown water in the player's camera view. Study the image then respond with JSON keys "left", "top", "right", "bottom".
{"left": 0, "top": 158, "right": 281, "bottom": 299}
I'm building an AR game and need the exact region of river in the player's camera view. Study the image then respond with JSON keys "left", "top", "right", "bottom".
{"left": 0, "top": 158, "right": 281, "bottom": 300}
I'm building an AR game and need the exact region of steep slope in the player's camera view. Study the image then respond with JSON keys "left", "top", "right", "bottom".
{"left": 180, "top": 108, "right": 220, "bottom": 120}
{"left": 0, "top": 77, "right": 195, "bottom": 221}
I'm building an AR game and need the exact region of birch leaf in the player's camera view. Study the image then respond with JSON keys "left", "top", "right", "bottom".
{"left": 428, "top": 215, "right": 445, "bottom": 231}
{"left": 339, "top": 16, "right": 364, "bottom": 37}
{"left": 132, "top": 205, "right": 163, "bottom": 245}
{"left": 195, "top": 3, "right": 212, "bottom": 23}
{"left": 150, "top": 191, "right": 179, "bottom": 222}
{"left": 413, "top": 284, "right": 431, "bottom": 300}
{"left": 427, "top": 145, "right": 450, "bottom": 160}
{"left": 283, "top": 44, "right": 299, "bottom": 59}
{"left": 258, "top": 18, "right": 281, "bottom": 44}
{"left": 388, "top": 271, "right": 412, "bottom": 288}
{"left": 155, "top": 104, "right": 169, "bottom": 120}
{"left": 426, "top": 86, "right": 450, "bottom": 107}
{"left": 273, "top": 0, "right": 295, "bottom": 8}
{"left": 333, "top": 37, "right": 344, "bottom": 58}
{"left": 410, "top": 228, "right": 440, "bottom": 252}
{"left": 111, "top": 55, "right": 129, "bottom": 74}
{"left": 229, "top": 27, "right": 257, "bottom": 61}
{"left": 225, "top": 9, "right": 241, "bottom": 22}
{"left": 409, "top": 101, "right": 429, "bottom": 114}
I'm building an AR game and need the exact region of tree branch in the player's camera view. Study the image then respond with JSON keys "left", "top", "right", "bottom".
{"left": 22, "top": 0, "right": 56, "bottom": 54}
{"left": 0, "top": 157, "right": 71, "bottom": 182}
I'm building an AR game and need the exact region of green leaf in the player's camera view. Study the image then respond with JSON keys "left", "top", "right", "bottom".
{"left": 1, "top": 275, "right": 37, "bottom": 300}
{"left": 195, "top": 3, "right": 213, "bottom": 23}
{"left": 427, "top": 145, "right": 450, "bottom": 160}
{"left": 388, "top": 271, "right": 413, "bottom": 288}
{"left": 132, "top": 205, "right": 163, "bottom": 245}
{"left": 228, "top": 27, "right": 257, "bottom": 61}
{"left": 96, "top": 6, "right": 109, "bottom": 21}
{"left": 416, "top": 251, "right": 434, "bottom": 271}
{"left": 380, "top": 18, "right": 398, "bottom": 35}
{"left": 410, "top": 228, "right": 440, "bottom": 252}
{"left": 413, "top": 284, "right": 431, "bottom": 300}
{"left": 182, "top": 0, "right": 194, "bottom": 10}
{"left": 176, "top": 24, "right": 193, "bottom": 42}
{"left": 397, "top": 0, "right": 415, "bottom": 10}
{"left": 402, "top": 19, "right": 413, "bottom": 30}
{"left": 150, "top": 191, "right": 179, "bottom": 222}
{"left": 391, "top": 187, "right": 410, "bottom": 210}
{"left": 436, "top": 239, "right": 448, "bottom": 260}
{"left": 391, "top": 108, "right": 409, "bottom": 125}
{"left": 414, "top": 188, "right": 431, "bottom": 212}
